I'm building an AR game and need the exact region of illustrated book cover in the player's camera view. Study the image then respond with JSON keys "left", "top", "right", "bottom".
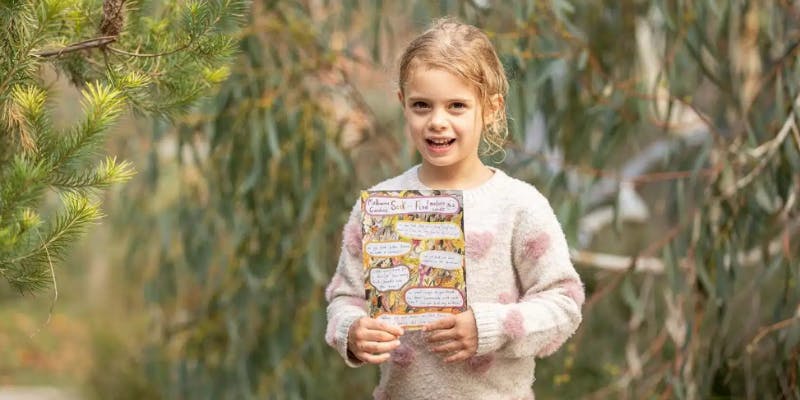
{"left": 360, "top": 190, "right": 467, "bottom": 329}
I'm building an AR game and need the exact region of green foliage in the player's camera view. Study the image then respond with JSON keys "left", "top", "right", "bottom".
{"left": 0, "top": 0, "right": 246, "bottom": 293}
{"left": 108, "top": 2, "right": 392, "bottom": 398}
{"left": 93, "top": 0, "right": 799, "bottom": 399}
{"left": 85, "top": 323, "right": 162, "bottom": 400}
{"left": 3, "top": 193, "right": 101, "bottom": 292}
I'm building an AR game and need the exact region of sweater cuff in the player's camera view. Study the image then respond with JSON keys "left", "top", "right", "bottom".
{"left": 335, "top": 312, "right": 366, "bottom": 368}
{"left": 471, "top": 303, "right": 504, "bottom": 355}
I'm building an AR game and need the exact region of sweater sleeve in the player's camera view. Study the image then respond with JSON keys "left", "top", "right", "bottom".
{"left": 470, "top": 194, "right": 584, "bottom": 358}
{"left": 324, "top": 201, "right": 369, "bottom": 367}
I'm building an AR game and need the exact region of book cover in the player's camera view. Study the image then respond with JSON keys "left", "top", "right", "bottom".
{"left": 360, "top": 190, "right": 467, "bottom": 329}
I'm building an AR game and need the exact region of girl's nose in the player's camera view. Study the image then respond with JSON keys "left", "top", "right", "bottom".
{"left": 428, "top": 110, "right": 447, "bottom": 131}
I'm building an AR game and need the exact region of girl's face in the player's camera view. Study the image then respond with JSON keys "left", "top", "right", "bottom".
{"left": 399, "top": 67, "right": 486, "bottom": 176}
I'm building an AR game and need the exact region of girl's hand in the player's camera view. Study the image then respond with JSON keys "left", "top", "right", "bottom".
{"left": 423, "top": 309, "right": 478, "bottom": 363}
{"left": 348, "top": 317, "right": 404, "bottom": 364}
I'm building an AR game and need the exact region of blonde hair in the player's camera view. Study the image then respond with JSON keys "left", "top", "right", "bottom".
{"left": 398, "top": 17, "right": 509, "bottom": 157}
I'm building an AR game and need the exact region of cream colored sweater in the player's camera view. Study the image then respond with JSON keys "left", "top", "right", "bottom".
{"left": 325, "top": 166, "right": 584, "bottom": 400}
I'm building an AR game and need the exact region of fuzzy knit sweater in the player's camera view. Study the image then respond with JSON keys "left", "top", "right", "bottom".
{"left": 325, "top": 165, "right": 584, "bottom": 400}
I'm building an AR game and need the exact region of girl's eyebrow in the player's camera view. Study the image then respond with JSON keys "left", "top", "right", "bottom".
{"left": 406, "top": 96, "right": 473, "bottom": 103}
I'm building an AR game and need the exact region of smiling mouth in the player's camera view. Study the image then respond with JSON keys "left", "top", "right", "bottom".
{"left": 426, "top": 138, "right": 456, "bottom": 148}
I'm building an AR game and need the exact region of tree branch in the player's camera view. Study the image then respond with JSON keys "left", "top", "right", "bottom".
{"left": 573, "top": 217, "right": 799, "bottom": 273}
{"left": 746, "top": 314, "right": 800, "bottom": 353}
{"left": 33, "top": 36, "right": 117, "bottom": 58}
{"left": 585, "top": 129, "right": 710, "bottom": 208}
{"left": 106, "top": 43, "right": 191, "bottom": 58}
{"left": 571, "top": 249, "right": 665, "bottom": 273}
{"left": 100, "top": 0, "right": 126, "bottom": 37}
{"left": 720, "top": 92, "right": 800, "bottom": 199}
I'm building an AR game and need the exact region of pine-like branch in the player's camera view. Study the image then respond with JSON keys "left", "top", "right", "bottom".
{"left": 1, "top": 0, "right": 246, "bottom": 295}
{"left": 1, "top": 193, "right": 101, "bottom": 292}
{"left": 33, "top": 36, "right": 117, "bottom": 58}
{"left": 48, "top": 82, "right": 124, "bottom": 173}
{"left": 49, "top": 156, "right": 135, "bottom": 193}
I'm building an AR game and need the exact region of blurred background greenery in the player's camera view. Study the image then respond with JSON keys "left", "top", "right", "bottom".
{"left": 2, "top": 0, "right": 799, "bottom": 399}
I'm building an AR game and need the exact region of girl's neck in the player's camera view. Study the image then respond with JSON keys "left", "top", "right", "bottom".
{"left": 417, "top": 159, "right": 494, "bottom": 190}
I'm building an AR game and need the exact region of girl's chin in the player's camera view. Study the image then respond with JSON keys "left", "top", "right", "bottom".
{"left": 421, "top": 158, "right": 459, "bottom": 169}
{"left": 415, "top": 147, "right": 454, "bottom": 164}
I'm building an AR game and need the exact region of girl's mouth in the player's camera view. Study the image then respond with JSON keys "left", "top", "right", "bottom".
{"left": 425, "top": 138, "right": 456, "bottom": 153}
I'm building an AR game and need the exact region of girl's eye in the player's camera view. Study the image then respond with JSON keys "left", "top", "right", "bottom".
{"left": 411, "top": 101, "right": 429, "bottom": 109}
{"left": 450, "top": 102, "right": 467, "bottom": 110}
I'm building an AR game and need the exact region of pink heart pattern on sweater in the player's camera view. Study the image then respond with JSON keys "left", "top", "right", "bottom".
{"left": 523, "top": 232, "right": 551, "bottom": 261}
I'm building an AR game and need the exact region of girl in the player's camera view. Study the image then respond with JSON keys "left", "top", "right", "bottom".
{"left": 325, "top": 18, "right": 584, "bottom": 400}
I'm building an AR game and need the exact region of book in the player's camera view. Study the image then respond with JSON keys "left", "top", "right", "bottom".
{"left": 360, "top": 190, "right": 467, "bottom": 329}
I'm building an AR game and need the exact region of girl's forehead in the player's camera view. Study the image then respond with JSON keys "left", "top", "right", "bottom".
{"left": 404, "top": 65, "right": 479, "bottom": 96}
{"left": 406, "top": 61, "right": 460, "bottom": 79}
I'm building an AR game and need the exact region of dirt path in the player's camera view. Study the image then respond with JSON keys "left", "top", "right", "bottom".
{"left": 0, "top": 387, "right": 79, "bottom": 400}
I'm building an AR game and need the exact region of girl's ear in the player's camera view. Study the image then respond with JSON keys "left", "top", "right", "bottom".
{"left": 397, "top": 90, "right": 405, "bottom": 108}
{"left": 484, "top": 94, "right": 504, "bottom": 123}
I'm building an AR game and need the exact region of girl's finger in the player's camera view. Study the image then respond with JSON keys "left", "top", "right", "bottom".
{"left": 422, "top": 316, "right": 456, "bottom": 332}
{"left": 429, "top": 340, "right": 462, "bottom": 354}
{"left": 377, "top": 321, "right": 404, "bottom": 336}
{"left": 425, "top": 328, "right": 457, "bottom": 343}
{"left": 363, "top": 339, "right": 402, "bottom": 354}
{"left": 356, "top": 351, "right": 392, "bottom": 364}
{"left": 443, "top": 350, "right": 471, "bottom": 363}
{"left": 360, "top": 329, "right": 400, "bottom": 343}
{"left": 362, "top": 319, "right": 404, "bottom": 337}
